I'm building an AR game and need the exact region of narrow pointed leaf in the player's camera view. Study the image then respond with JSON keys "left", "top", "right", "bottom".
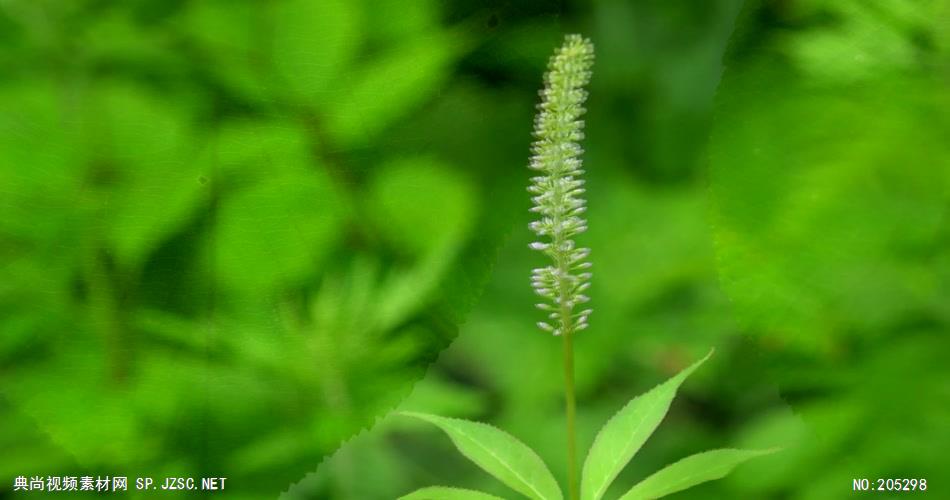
{"left": 400, "top": 412, "right": 563, "bottom": 500}
{"left": 400, "top": 486, "right": 508, "bottom": 500}
{"left": 581, "top": 350, "right": 713, "bottom": 500}
{"left": 618, "top": 448, "right": 779, "bottom": 500}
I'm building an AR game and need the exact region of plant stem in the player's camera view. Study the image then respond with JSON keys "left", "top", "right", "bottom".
{"left": 84, "top": 245, "right": 128, "bottom": 385}
{"left": 554, "top": 167, "right": 580, "bottom": 500}
{"left": 561, "top": 304, "right": 578, "bottom": 500}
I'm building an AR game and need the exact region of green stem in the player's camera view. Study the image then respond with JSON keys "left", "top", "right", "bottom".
{"left": 83, "top": 247, "right": 128, "bottom": 385}
{"left": 561, "top": 304, "right": 578, "bottom": 500}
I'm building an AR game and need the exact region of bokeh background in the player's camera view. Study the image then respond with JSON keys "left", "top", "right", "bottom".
{"left": 1, "top": 0, "right": 947, "bottom": 498}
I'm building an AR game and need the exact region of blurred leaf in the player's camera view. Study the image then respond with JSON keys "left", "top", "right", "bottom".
{"left": 376, "top": 239, "right": 461, "bottom": 331}
{"left": 367, "top": 157, "right": 477, "bottom": 256}
{"left": 79, "top": 10, "right": 179, "bottom": 67}
{"left": 401, "top": 412, "right": 563, "bottom": 500}
{"left": 400, "top": 486, "right": 507, "bottom": 500}
{"left": 363, "top": 0, "right": 439, "bottom": 44}
{"left": 581, "top": 350, "right": 712, "bottom": 500}
{"left": 482, "top": 21, "right": 562, "bottom": 78}
{"left": 590, "top": 179, "right": 712, "bottom": 310}
{"left": 306, "top": 255, "right": 438, "bottom": 400}
{"left": 131, "top": 348, "right": 274, "bottom": 433}
{"left": 0, "top": 82, "right": 80, "bottom": 354}
{"left": 202, "top": 119, "right": 313, "bottom": 188}
{"left": 398, "top": 374, "right": 488, "bottom": 419}
{"left": 214, "top": 171, "right": 346, "bottom": 292}
{"left": 131, "top": 308, "right": 211, "bottom": 352}
{"left": 182, "top": 0, "right": 257, "bottom": 54}
{"left": 86, "top": 82, "right": 204, "bottom": 271}
{"left": 0, "top": 399, "right": 77, "bottom": 478}
{"left": 3, "top": 347, "right": 155, "bottom": 466}
{"left": 272, "top": 0, "right": 361, "bottom": 105}
{"left": 229, "top": 430, "right": 314, "bottom": 478}
{"left": 326, "top": 30, "right": 470, "bottom": 146}
{"left": 785, "top": 3, "right": 916, "bottom": 83}
{"left": 618, "top": 448, "right": 777, "bottom": 500}
{"left": 180, "top": 0, "right": 270, "bottom": 101}
{"left": 0, "top": 81, "right": 84, "bottom": 244}
{"left": 365, "top": 157, "right": 483, "bottom": 337}
{"left": 280, "top": 419, "right": 415, "bottom": 500}
{"left": 729, "top": 408, "right": 808, "bottom": 494}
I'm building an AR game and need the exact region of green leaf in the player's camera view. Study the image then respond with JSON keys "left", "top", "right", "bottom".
{"left": 400, "top": 486, "right": 507, "bottom": 500}
{"left": 400, "top": 412, "right": 562, "bottom": 500}
{"left": 398, "top": 374, "right": 488, "bottom": 419}
{"left": 786, "top": 3, "right": 916, "bottom": 84}
{"left": 214, "top": 172, "right": 346, "bottom": 292}
{"left": 326, "top": 30, "right": 469, "bottom": 146}
{"left": 3, "top": 347, "right": 153, "bottom": 465}
{"left": 618, "top": 448, "right": 778, "bottom": 500}
{"left": 581, "top": 350, "right": 712, "bottom": 500}
{"left": 367, "top": 157, "right": 477, "bottom": 256}
{"left": 365, "top": 0, "right": 439, "bottom": 44}
{"left": 271, "top": 0, "right": 361, "bottom": 105}
{"left": 203, "top": 119, "right": 313, "bottom": 186}
{"left": 88, "top": 82, "right": 203, "bottom": 271}
{"left": 0, "top": 81, "right": 84, "bottom": 246}
{"left": 181, "top": 0, "right": 271, "bottom": 101}
{"left": 375, "top": 238, "right": 461, "bottom": 332}
{"left": 80, "top": 10, "right": 179, "bottom": 68}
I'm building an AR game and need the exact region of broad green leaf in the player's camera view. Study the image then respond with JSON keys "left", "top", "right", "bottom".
{"left": 400, "top": 412, "right": 562, "bottom": 500}
{"left": 214, "top": 171, "right": 346, "bottom": 292}
{"left": 367, "top": 157, "right": 477, "bottom": 256}
{"left": 400, "top": 486, "right": 507, "bottom": 500}
{"left": 2, "top": 344, "right": 153, "bottom": 465}
{"left": 183, "top": 0, "right": 257, "bottom": 55}
{"left": 132, "top": 308, "right": 213, "bottom": 352}
{"left": 581, "top": 350, "right": 712, "bottom": 500}
{"left": 786, "top": 2, "right": 915, "bottom": 84}
{"left": 87, "top": 82, "right": 204, "bottom": 271}
{"left": 181, "top": 0, "right": 270, "bottom": 101}
{"left": 272, "top": 0, "right": 361, "bottom": 105}
{"left": 376, "top": 238, "right": 461, "bottom": 332}
{"left": 326, "top": 30, "right": 469, "bottom": 146}
{"left": 1, "top": 79, "right": 203, "bottom": 272}
{"left": 79, "top": 10, "right": 178, "bottom": 67}
{"left": 203, "top": 119, "right": 313, "bottom": 186}
{"left": 0, "top": 398, "right": 79, "bottom": 478}
{"left": 364, "top": 0, "right": 439, "bottom": 43}
{"left": 0, "top": 81, "right": 84, "bottom": 244}
{"left": 618, "top": 448, "right": 778, "bottom": 500}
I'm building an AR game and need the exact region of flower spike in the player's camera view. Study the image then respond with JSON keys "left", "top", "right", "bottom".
{"left": 528, "top": 34, "right": 594, "bottom": 336}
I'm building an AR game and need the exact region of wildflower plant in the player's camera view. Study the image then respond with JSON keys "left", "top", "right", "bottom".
{"left": 399, "top": 35, "right": 775, "bottom": 500}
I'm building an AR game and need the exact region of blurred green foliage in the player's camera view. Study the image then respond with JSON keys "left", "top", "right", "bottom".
{"left": 1, "top": 0, "right": 490, "bottom": 497}
{"left": 1, "top": 0, "right": 947, "bottom": 499}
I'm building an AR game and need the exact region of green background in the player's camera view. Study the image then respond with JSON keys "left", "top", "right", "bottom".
{"left": 1, "top": 0, "right": 947, "bottom": 498}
